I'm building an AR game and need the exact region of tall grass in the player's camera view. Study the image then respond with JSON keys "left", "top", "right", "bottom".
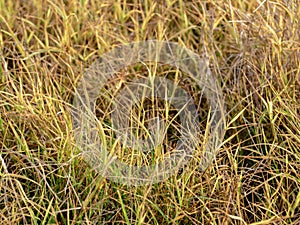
{"left": 0, "top": 0, "right": 299, "bottom": 224}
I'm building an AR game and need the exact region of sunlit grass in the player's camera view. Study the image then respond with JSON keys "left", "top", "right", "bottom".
{"left": 0, "top": 0, "right": 299, "bottom": 224}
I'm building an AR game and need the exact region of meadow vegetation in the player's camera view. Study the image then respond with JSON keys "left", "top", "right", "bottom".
{"left": 0, "top": 0, "right": 299, "bottom": 224}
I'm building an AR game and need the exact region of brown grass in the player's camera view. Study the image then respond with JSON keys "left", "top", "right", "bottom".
{"left": 0, "top": 0, "right": 300, "bottom": 224}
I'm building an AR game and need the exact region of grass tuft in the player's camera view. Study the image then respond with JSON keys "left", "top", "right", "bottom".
{"left": 0, "top": 0, "right": 299, "bottom": 224}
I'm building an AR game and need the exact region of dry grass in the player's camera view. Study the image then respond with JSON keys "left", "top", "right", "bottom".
{"left": 0, "top": 0, "right": 300, "bottom": 224}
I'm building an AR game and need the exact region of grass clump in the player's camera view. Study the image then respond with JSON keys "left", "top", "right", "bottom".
{"left": 0, "top": 0, "right": 300, "bottom": 224}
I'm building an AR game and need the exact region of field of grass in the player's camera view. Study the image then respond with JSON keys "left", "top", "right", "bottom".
{"left": 0, "top": 0, "right": 300, "bottom": 224}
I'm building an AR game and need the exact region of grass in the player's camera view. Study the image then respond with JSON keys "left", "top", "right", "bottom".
{"left": 0, "top": 0, "right": 300, "bottom": 224}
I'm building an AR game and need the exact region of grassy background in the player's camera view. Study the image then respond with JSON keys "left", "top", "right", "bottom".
{"left": 0, "top": 0, "right": 300, "bottom": 224}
